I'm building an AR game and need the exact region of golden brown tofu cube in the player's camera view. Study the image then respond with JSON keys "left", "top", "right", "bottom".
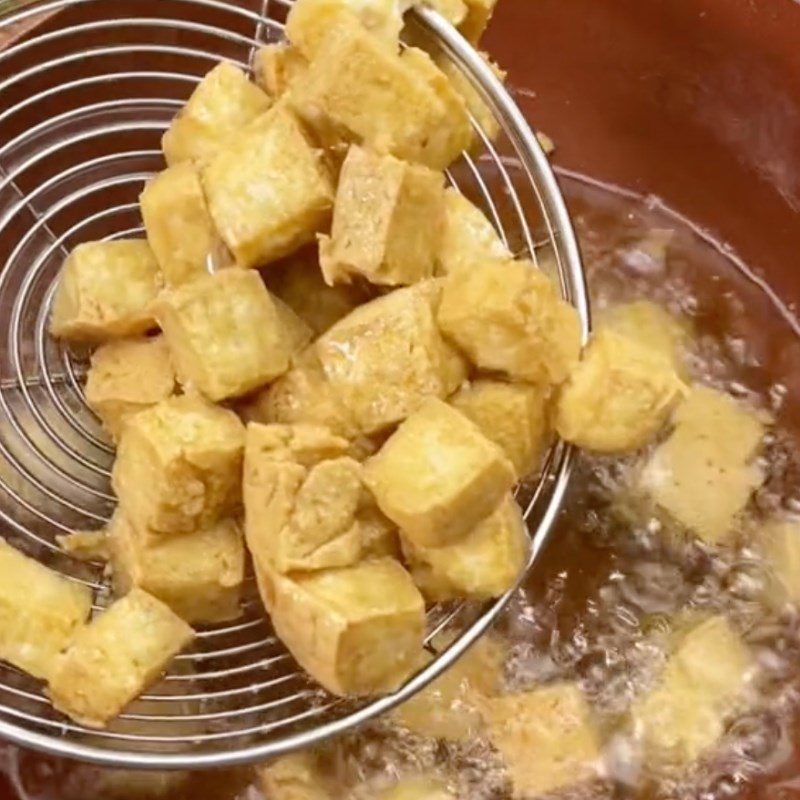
{"left": 50, "top": 240, "right": 162, "bottom": 343}
{"left": 256, "top": 348, "right": 362, "bottom": 441}
{"left": 393, "top": 634, "right": 505, "bottom": 741}
{"left": 244, "top": 422, "right": 362, "bottom": 572}
{"left": 84, "top": 336, "right": 175, "bottom": 440}
{"left": 319, "top": 146, "right": 444, "bottom": 287}
{"left": 436, "top": 188, "right": 510, "bottom": 276}
{"left": 459, "top": 0, "right": 498, "bottom": 42}
{"left": 259, "top": 752, "right": 336, "bottom": 800}
{"left": 57, "top": 529, "right": 110, "bottom": 563}
{"left": 377, "top": 777, "right": 454, "bottom": 800}
{"left": 255, "top": 556, "right": 425, "bottom": 696}
{"left": 600, "top": 299, "right": 691, "bottom": 380}
{"left": 631, "top": 615, "right": 754, "bottom": 766}
{"left": 286, "top": 0, "right": 404, "bottom": 57}
{"left": 403, "top": 494, "right": 528, "bottom": 601}
{"left": 0, "top": 541, "right": 92, "bottom": 681}
{"left": 139, "top": 162, "right": 218, "bottom": 287}
{"left": 556, "top": 329, "right": 688, "bottom": 453}
{"left": 112, "top": 395, "right": 245, "bottom": 535}
{"left": 273, "top": 295, "right": 314, "bottom": 358}
{"left": 254, "top": 43, "right": 309, "bottom": 98}
{"left": 484, "top": 683, "right": 601, "bottom": 798}
{"left": 364, "top": 399, "right": 516, "bottom": 547}
{"left": 161, "top": 61, "right": 272, "bottom": 165}
{"left": 156, "top": 269, "right": 291, "bottom": 402}
{"left": 316, "top": 281, "right": 468, "bottom": 435}
{"left": 48, "top": 588, "right": 193, "bottom": 727}
{"left": 761, "top": 519, "right": 800, "bottom": 609}
{"left": 435, "top": 52, "right": 505, "bottom": 145}
{"left": 265, "top": 248, "right": 368, "bottom": 335}
{"left": 450, "top": 380, "right": 548, "bottom": 479}
{"left": 438, "top": 259, "right": 582, "bottom": 385}
{"left": 640, "top": 386, "right": 767, "bottom": 544}
{"left": 399, "top": 47, "right": 473, "bottom": 170}
{"left": 110, "top": 511, "right": 244, "bottom": 624}
{"left": 290, "top": 20, "right": 469, "bottom": 170}
{"left": 202, "top": 105, "right": 334, "bottom": 269}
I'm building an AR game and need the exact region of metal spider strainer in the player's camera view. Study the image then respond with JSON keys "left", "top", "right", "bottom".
{"left": 0, "top": 0, "right": 589, "bottom": 769}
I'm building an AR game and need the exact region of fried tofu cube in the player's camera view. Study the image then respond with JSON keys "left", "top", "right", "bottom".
{"left": 259, "top": 752, "right": 336, "bottom": 800}
{"left": 556, "top": 329, "right": 688, "bottom": 453}
{"left": 0, "top": 541, "right": 92, "bottom": 681}
{"left": 110, "top": 512, "right": 244, "bottom": 624}
{"left": 161, "top": 62, "right": 272, "bottom": 165}
{"left": 450, "top": 380, "right": 548, "bottom": 479}
{"left": 255, "top": 557, "right": 425, "bottom": 696}
{"left": 112, "top": 395, "right": 245, "bottom": 535}
{"left": 57, "top": 529, "right": 110, "bottom": 563}
{"left": 399, "top": 47, "right": 473, "bottom": 169}
{"left": 257, "top": 349, "right": 362, "bottom": 441}
{"left": 286, "top": 0, "right": 404, "bottom": 57}
{"left": 403, "top": 494, "right": 528, "bottom": 601}
{"left": 84, "top": 336, "right": 175, "bottom": 440}
{"left": 640, "top": 386, "right": 767, "bottom": 544}
{"left": 393, "top": 634, "right": 505, "bottom": 740}
{"left": 484, "top": 683, "right": 601, "bottom": 798}
{"left": 48, "top": 588, "right": 193, "bottom": 727}
{"left": 459, "top": 0, "right": 498, "bottom": 42}
{"left": 273, "top": 296, "right": 314, "bottom": 358}
{"left": 377, "top": 777, "right": 454, "bottom": 800}
{"left": 156, "top": 269, "right": 291, "bottom": 402}
{"left": 140, "top": 162, "right": 218, "bottom": 287}
{"left": 50, "top": 240, "right": 162, "bottom": 343}
{"left": 364, "top": 399, "right": 516, "bottom": 547}
{"left": 316, "top": 282, "right": 468, "bottom": 435}
{"left": 319, "top": 146, "right": 444, "bottom": 287}
{"left": 265, "top": 248, "right": 368, "bottom": 335}
{"left": 761, "top": 519, "right": 800, "bottom": 609}
{"left": 438, "top": 260, "right": 582, "bottom": 385}
{"left": 290, "top": 20, "right": 469, "bottom": 169}
{"left": 254, "top": 43, "right": 309, "bottom": 98}
{"left": 435, "top": 52, "right": 505, "bottom": 144}
{"left": 244, "top": 422, "right": 363, "bottom": 572}
{"left": 631, "top": 615, "right": 754, "bottom": 765}
{"left": 202, "top": 105, "right": 334, "bottom": 269}
{"left": 600, "top": 300, "right": 691, "bottom": 380}
{"left": 436, "top": 189, "right": 510, "bottom": 275}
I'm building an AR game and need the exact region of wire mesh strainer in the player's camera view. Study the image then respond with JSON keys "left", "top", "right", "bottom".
{"left": 0, "top": 0, "right": 589, "bottom": 769}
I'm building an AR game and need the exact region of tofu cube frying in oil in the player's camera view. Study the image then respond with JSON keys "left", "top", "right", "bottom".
{"left": 319, "top": 145, "right": 445, "bottom": 288}
{"left": 0, "top": 541, "right": 92, "bottom": 682}
{"left": 48, "top": 588, "right": 193, "bottom": 728}
{"left": 112, "top": 395, "right": 245, "bottom": 535}
{"left": 556, "top": 328, "right": 688, "bottom": 453}
{"left": 315, "top": 281, "right": 468, "bottom": 436}
{"left": 254, "top": 556, "right": 425, "bottom": 696}
{"left": 201, "top": 105, "right": 334, "bottom": 269}
{"left": 50, "top": 240, "right": 162, "bottom": 343}
{"left": 84, "top": 336, "right": 175, "bottom": 440}
{"left": 364, "top": 398, "right": 516, "bottom": 548}
{"left": 161, "top": 61, "right": 272, "bottom": 166}
{"left": 109, "top": 511, "right": 245, "bottom": 625}
{"left": 156, "top": 269, "right": 292, "bottom": 402}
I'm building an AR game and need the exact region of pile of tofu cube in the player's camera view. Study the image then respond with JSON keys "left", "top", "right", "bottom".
{"left": 0, "top": 0, "right": 774, "bottom": 744}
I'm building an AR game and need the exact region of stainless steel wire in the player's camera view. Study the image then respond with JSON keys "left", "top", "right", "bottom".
{"left": 0, "top": 0, "right": 590, "bottom": 769}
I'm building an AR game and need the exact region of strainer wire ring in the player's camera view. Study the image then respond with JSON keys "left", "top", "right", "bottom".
{"left": 0, "top": 1, "right": 589, "bottom": 769}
